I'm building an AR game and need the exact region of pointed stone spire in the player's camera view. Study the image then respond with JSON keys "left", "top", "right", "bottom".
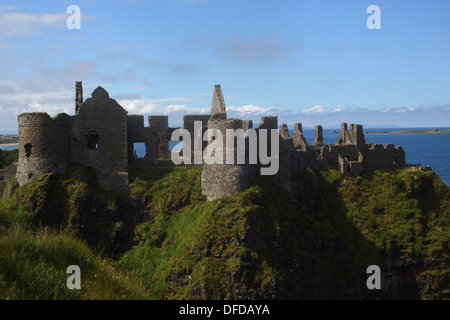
{"left": 211, "top": 84, "right": 227, "bottom": 120}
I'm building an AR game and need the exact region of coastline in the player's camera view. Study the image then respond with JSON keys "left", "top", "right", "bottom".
{"left": 328, "top": 129, "right": 450, "bottom": 135}
{"left": 0, "top": 143, "right": 19, "bottom": 147}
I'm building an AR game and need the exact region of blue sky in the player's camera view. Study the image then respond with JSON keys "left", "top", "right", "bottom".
{"left": 0, "top": 0, "right": 449, "bottom": 132}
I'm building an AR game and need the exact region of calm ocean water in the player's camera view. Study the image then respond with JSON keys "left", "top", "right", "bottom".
{"left": 2, "top": 128, "right": 449, "bottom": 186}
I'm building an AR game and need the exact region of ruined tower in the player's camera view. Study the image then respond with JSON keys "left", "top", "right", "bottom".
{"left": 16, "top": 113, "right": 71, "bottom": 186}
{"left": 201, "top": 118, "right": 256, "bottom": 201}
{"left": 201, "top": 85, "right": 256, "bottom": 201}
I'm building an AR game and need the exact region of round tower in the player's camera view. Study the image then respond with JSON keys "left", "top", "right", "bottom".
{"left": 16, "top": 113, "right": 70, "bottom": 186}
{"left": 201, "top": 118, "right": 256, "bottom": 201}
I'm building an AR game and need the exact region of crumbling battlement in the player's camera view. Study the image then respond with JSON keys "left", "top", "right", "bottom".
{"left": 15, "top": 81, "right": 406, "bottom": 199}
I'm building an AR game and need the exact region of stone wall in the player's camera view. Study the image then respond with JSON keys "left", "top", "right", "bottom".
{"left": 363, "top": 143, "right": 406, "bottom": 171}
{"left": 127, "top": 114, "right": 150, "bottom": 163}
{"left": 274, "top": 124, "right": 294, "bottom": 191}
{"left": 148, "top": 116, "right": 171, "bottom": 161}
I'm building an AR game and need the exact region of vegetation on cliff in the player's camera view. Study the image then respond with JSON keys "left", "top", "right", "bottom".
{"left": 0, "top": 164, "right": 146, "bottom": 299}
{"left": 0, "top": 149, "right": 18, "bottom": 169}
{"left": 0, "top": 162, "right": 448, "bottom": 299}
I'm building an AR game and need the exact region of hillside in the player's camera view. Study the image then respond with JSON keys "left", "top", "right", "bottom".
{"left": 0, "top": 163, "right": 449, "bottom": 299}
{"left": 0, "top": 149, "right": 18, "bottom": 169}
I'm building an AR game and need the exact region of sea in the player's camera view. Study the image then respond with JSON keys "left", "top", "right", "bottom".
{"left": 2, "top": 127, "right": 449, "bottom": 186}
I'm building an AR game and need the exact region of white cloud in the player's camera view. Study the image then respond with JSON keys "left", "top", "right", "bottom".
{"left": 0, "top": 6, "right": 67, "bottom": 37}
{"left": 118, "top": 99, "right": 209, "bottom": 115}
{"left": 25, "top": 102, "right": 72, "bottom": 114}
{"left": 167, "top": 104, "right": 189, "bottom": 112}
{"left": 301, "top": 105, "right": 325, "bottom": 115}
{"left": 227, "top": 104, "right": 275, "bottom": 116}
{"left": 118, "top": 99, "right": 161, "bottom": 114}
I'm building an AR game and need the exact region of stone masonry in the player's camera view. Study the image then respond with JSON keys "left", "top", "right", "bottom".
{"left": 13, "top": 82, "right": 406, "bottom": 199}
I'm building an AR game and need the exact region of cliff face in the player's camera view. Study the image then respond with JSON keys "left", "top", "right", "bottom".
{"left": 121, "top": 167, "right": 449, "bottom": 299}
{"left": 0, "top": 164, "right": 448, "bottom": 299}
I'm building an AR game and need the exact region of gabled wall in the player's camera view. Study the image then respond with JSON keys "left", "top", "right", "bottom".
{"left": 70, "top": 86, "right": 129, "bottom": 193}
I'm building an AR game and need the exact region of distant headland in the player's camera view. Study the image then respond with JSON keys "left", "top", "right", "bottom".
{"left": 387, "top": 128, "right": 450, "bottom": 134}
{"left": 329, "top": 128, "right": 450, "bottom": 135}
{"left": 0, "top": 135, "right": 18, "bottom": 145}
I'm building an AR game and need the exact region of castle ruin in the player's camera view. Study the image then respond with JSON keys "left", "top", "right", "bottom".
{"left": 13, "top": 82, "right": 406, "bottom": 200}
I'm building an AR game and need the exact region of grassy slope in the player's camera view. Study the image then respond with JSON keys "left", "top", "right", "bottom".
{"left": 0, "top": 164, "right": 448, "bottom": 299}
{"left": 0, "top": 164, "right": 148, "bottom": 299}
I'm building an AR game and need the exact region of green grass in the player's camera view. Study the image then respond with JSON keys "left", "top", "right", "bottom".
{"left": 0, "top": 163, "right": 149, "bottom": 299}
{"left": 0, "top": 225, "right": 148, "bottom": 299}
{"left": 338, "top": 169, "right": 450, "bottom": 257}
